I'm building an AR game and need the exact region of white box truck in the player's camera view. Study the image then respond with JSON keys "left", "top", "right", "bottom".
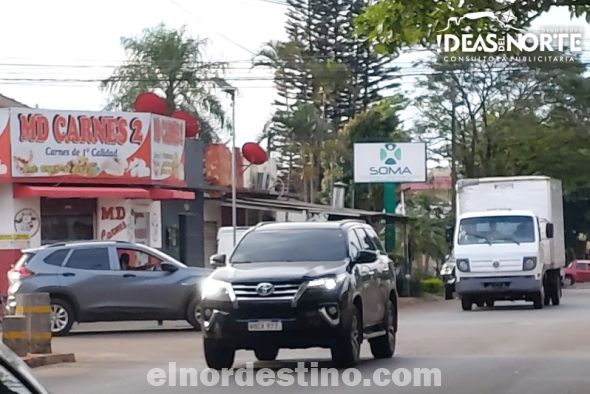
{"left": 454, "top": 176, "right": 565, "bottom": 310}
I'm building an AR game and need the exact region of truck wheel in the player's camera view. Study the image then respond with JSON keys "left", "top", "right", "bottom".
{"left": 369, "top": 299, "right": 396, "bottom": 359}
{"left": 331, "top": 304, "right": 362, "bottom": 368}
{"left": 204, "top": 339, "right": 235, "bottom": 369}
{"left": 461, "top": 297, "right": 472, "bottom": 311}
{"left": 549, "top": 271, "right": 561, "bottom": 306}
{"left": 444, "top": 286, "right": 453, "bottom": 300}
{"left": 255, "top": 348, "right": 279, "bottom": 361}
{"left": 533, "top": 292, "right": 544, "bottom": 309}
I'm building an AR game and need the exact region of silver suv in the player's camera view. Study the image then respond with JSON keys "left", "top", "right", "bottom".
{"left": 7, "top": 241, "right": 210, "bottom": 335}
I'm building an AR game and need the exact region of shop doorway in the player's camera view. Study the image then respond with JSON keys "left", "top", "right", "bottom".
{"left": 40, "top": 198, "right": 96, "bottom": 244}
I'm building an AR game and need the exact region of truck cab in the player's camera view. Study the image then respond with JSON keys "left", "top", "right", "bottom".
{"left": 453, "top": 177, "right": 564, "bottom": 310}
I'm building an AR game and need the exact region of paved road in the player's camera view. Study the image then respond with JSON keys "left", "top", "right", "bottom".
{"left": 34, "top": 287, "right": 590, "bottom": 394}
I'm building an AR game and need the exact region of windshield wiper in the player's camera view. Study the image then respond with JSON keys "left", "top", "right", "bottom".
{"left": 496, "top": 237, "right": 521, "bottom": 245}
{"left": 466, "top": 232, "right": 492, "bottom": 245}
{"left": 231, "top": 260, "right": 252, "bottom": 264}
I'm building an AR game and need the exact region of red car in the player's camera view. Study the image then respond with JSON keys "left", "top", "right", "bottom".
{"left": 564, "top": 260, "right": 590, "bottom": 286}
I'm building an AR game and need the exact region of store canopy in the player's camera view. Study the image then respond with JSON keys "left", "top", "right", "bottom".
{"left": 150, "top": 189, "right": 195, "bottom": 200}
{"left": 215, "top": 196, "right": 408, "bottom": 224}
{"left": 13, "top": 185, "right": 195, "bottom": 200}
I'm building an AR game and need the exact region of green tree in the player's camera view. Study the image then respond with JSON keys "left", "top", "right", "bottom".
{"left": 102, "top": 24, "right": 228, "bottom": 142}
{"left": 325, "top": 97, "right": 408, "bottom": 210}
{"left": 356, "top": 0, "right": 590, "bottom": 55}
{"left": 405, "top": 192, "right": 453, "bottom": 275}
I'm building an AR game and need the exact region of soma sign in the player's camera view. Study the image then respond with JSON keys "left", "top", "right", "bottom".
{"left": 353, "top": 143, "right": 426, "bottom": 183}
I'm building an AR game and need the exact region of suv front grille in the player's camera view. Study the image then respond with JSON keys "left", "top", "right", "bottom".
{"left": 232, "top": 281, "right": 302, "bottom": 300}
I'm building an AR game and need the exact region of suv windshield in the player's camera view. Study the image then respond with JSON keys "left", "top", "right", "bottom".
{"left": 230, "top": 229, "right": 347, "bottom": 263}
{"left": 458, "top": 216, "right": 535, "bottom": 245}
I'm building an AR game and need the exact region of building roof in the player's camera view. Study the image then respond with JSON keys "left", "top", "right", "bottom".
{"left": 0, "top": 93, "right": 29, "bottom": 108}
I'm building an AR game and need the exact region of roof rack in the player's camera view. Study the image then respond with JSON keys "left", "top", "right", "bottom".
{"left": 46, "top": 242, "right": 67, "bottom": 248}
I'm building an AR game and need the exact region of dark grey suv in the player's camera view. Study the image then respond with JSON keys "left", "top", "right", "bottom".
{"left": 200, "top": 221, "right": 398, "bottom": 369}
{"left": 7, "top": 241, "right": 210, "bottom": 335}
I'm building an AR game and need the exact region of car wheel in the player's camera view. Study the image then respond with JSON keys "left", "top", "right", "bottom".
{"left": 565, "top": 275, "right": 574, "bottom": 287}
{"left": 185, "top": 297, "right": 201, "bottom": 330}
{"left": 444, "top": 286, "right": 453, "bottom": 300}
{"left": 254, "top": 347, "right": 279, "bottom": 361}
{"left": 485, "top": 300, "right": 495, "bottom": 308}
{"left": 50, "top": 299, "right": 74, "bottom": 336}
{"left": 204, "top": 338, "right": 235, "bottom": 370}
{"left": 369, "top": 298, "right": 396, "bottom": 359}
{"left": 331, "top": 304, "right": 362, "bottom": 368}
{"left": 461, "top": 297, "right": 472, "bottom": 311}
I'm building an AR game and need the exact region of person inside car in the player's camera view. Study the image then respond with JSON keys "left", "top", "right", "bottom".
{"left": 119, "top": 253, "right": 131, "bottom": 270}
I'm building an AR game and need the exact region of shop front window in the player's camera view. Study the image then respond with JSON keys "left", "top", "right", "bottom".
{"left": 41, "top": 215, "right": 94, "bottom": 245}
{"left": 40, "top": 198, "right": 96, "bottom": 245}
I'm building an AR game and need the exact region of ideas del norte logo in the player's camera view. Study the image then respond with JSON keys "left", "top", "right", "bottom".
{"left": 371, "top": 144, "right": 412, "bottom": 176}
{"left": 436, "top": 9, "right": 583, "bottom": 61}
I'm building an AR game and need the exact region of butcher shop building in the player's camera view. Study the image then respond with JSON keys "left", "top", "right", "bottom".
{"left": 0, "top": 107, "right": 201, "bottom": 295}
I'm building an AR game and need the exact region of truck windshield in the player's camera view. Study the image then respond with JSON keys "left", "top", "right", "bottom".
{"left": 458, "top": 216, "right": 535, "bottom": 245}
{"left": 230, "top": 229, "right": 347, "bottom": 263}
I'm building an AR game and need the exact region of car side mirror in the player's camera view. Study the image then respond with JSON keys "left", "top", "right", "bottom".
{"left": 161, "top": 263, "right": 179, "bottom": 273}
{"left": 210, "top": 254, "right": 226, "bottom": 268}
{"left": 446, "top": 227, "right": 455, "bottom": 243}
{"left": 546, "top": 223, "right": 554, "bottom": 239}
{"left": 353, "top": 250, "right": 378, "bottom": 265}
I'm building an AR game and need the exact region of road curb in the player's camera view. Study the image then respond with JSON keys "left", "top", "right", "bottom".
{"left": 22, "top": 353, "right": 76, "bottom": 368}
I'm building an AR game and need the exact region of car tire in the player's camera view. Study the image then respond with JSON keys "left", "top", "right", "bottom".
{"left": 369, "top": 299, "right": 396, "bottom": 359}
{"left": 331, "top": 304, "right": 362, "bottom": 368}
{"left": 254, "top": 347, "right": 279, "bottom": 361}
{"left": 461, "top": 297, "right": 472, "bottom": 311}
{"left": 564, "top": 275, "right": 574, "bottom": 287}
{"left": 50, "top": 298, "right": 74, "bottom": 336}
{"left": 444, "top": 286, "right": 453, "bottom": 300}
{"left": 204, "top": 339, "right": 235, "bottom": 370}
{"left": 485, "top": 300, "right": 494, "bottom": 308}
{"left": 185, "top": 297, "right": 201, "bottom": 330}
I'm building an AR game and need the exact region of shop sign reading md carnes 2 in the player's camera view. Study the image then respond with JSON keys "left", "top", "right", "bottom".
{"left": 0, "top": 108, "right": 186, "bottom": 186}
{"left": 353, "top": 143, "right": 427, "bottom": 183}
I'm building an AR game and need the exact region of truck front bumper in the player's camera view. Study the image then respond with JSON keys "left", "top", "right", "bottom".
{"left": 456, "top": 275, "right": 542, "bottom": 299}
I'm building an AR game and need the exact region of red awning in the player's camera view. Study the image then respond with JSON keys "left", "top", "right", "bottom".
{"left": 14, "top": 185, "right": 151, "bottom": 199}
{"left": 13, "top": 185, "right": 195, "bottom": 200}
{"left": 150, "top": 189, "right": 195, "bottom": 200}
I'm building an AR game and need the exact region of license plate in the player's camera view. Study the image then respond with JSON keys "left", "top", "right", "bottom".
{"left": 247, "top": 320, "right": 283, "bottom": 332}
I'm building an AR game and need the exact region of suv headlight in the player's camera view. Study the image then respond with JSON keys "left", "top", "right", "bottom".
{"left": 201, "top": 278, "right": 235, "bottom": 301}
{"left": 456, "top": 259, "right": 470, "bottom": 272}
{"left": 523, "top": 257, "right": 537, "bottom": 271}
{"left": 307, "top": 274, "right": 346, "bottom": 290}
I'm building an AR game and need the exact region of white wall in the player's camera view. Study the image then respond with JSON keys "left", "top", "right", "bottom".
{"left": 97, "top": 198, "right": 162, "bottom": 247}
{"left": 0, "top": 183, "right": 40, "bottom": 249}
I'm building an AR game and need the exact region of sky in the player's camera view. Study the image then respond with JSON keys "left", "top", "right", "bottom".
{"left": 0, "top": 1, "right": 588, "bottom": 148}
{"left": 0, "top": 0, "right": 286, "bottom": 146}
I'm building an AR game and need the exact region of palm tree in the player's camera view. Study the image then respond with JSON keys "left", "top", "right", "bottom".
{"left": 101, "top": 24, "right": 229, "bottom": 142}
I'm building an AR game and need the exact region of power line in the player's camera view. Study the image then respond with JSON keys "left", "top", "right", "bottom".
{"left": 168, "top": 0, "right": 257, "bottom": 56}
